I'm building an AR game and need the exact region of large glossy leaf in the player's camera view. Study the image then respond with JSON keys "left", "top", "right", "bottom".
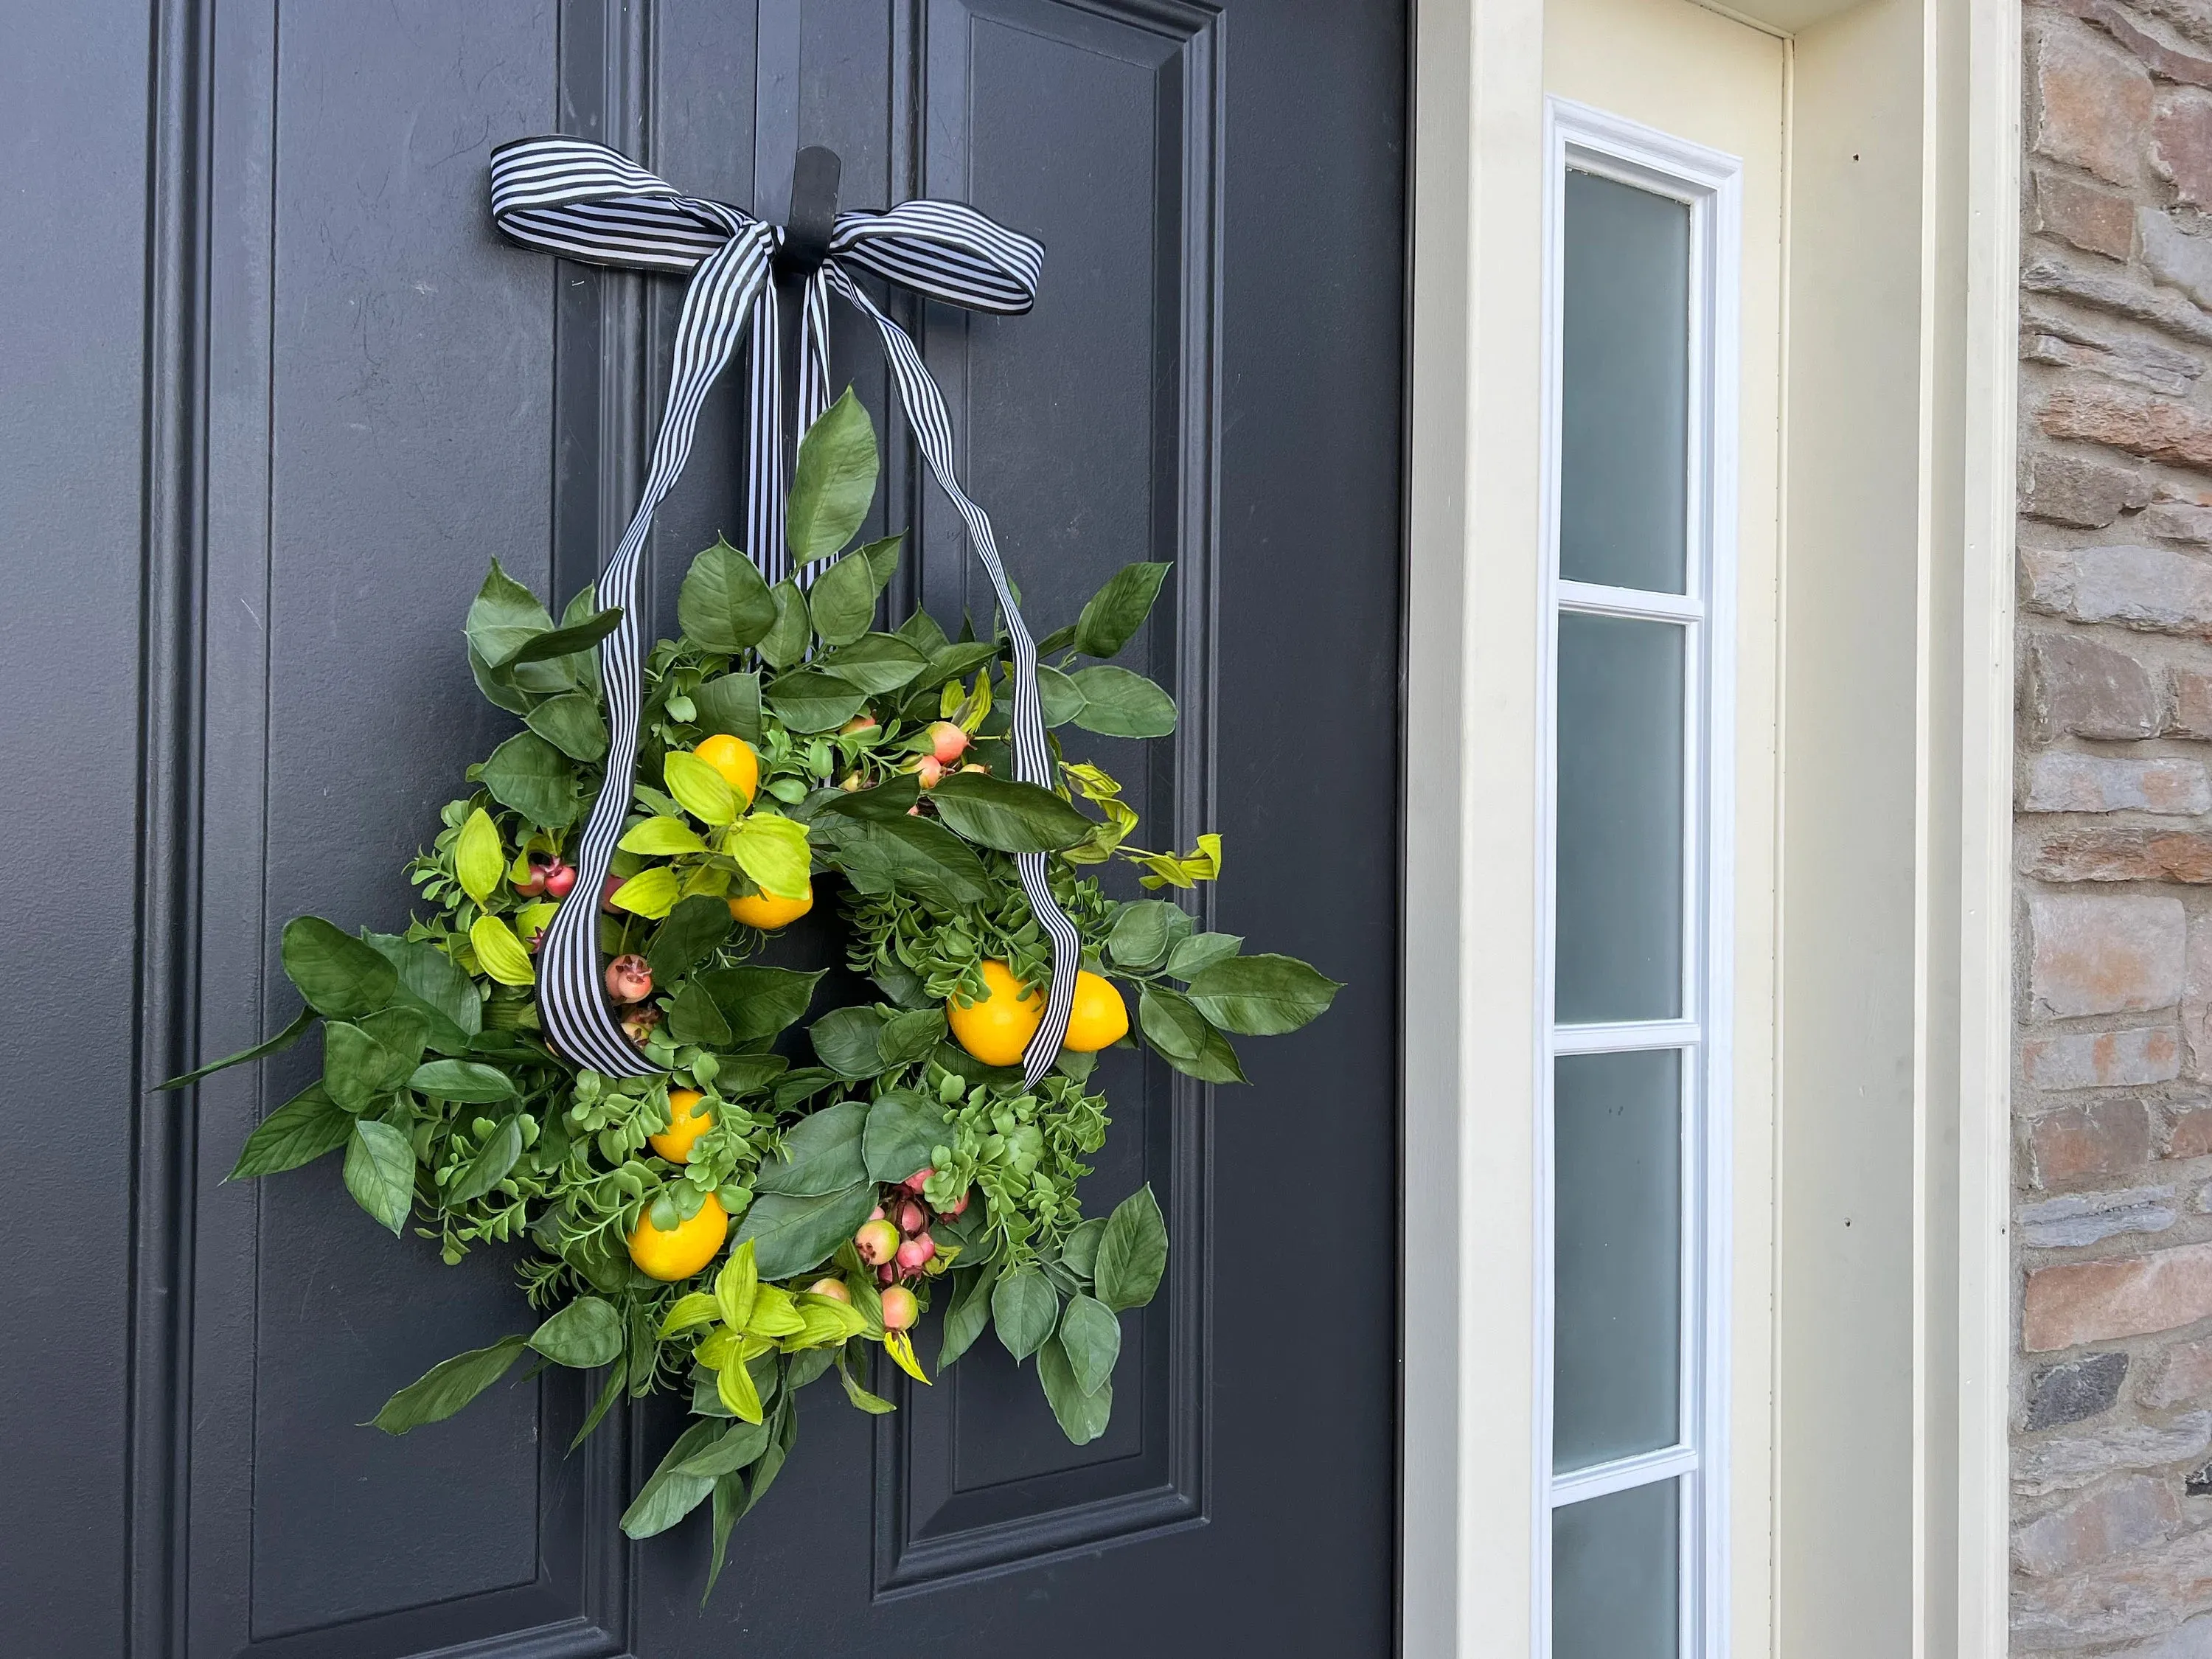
{"left": 620, "top": 1419, "right": 723, "bottom": 1539}
{"left": 363, "top": 932, "right": 481, "bottom": 1052}
{"left": 875, "top": 1009, "right": 946, "bottom": 1071}
{"left": 445, "top": 1114, "right": 524, "bottom": 1204}
{"left": 700, "top": 965, "right": 824, "bottom": 1043}
{"left": 464, "top": 560, "right": 554, "bottom": 667}
{"left": 1071, "top": 560, "right": 1172, "bottom": 658}
{"left": 409, "top": 1059, "right": 518, "bottom": 1104}
{"left": 1067, "top": 664, "right": 1177, "bottom": 738}
{"left": 1105, "top": 899, "right": 1190, "bottom": 971}
{"left": 757, "top": 580, "right": 812, "bottom": 669}
{"left": 479, "top": 731, "right": 578, "bottom": 830}
{"left": 281, "top": 916, "right": 396, "bottom": 1018}
{"left": 343, "top": 1118, "right": 417, "bottom": 1236}
{"left": 991, "top": 1266, "right": 1057, "bottom": 1362}
{"left": 647, "top": 894, "right": 732, "bottom": 984}
{"left": 1037, "top": 1332, "right": 1113, "bottom": 1444}
{"left": 785, "top": 389, "right": 878, "bottom": 565}
{"left": 754, "top": 1100, "right": 869, "bottom": 1196}
{"left": 372, "top": 1334, "right": 529, "bottom": 1433}
{"left": 678, "top": 538, "right": 776, "bottom": 653}
{"left": 925, "top": 773, "right": 1094, "bottom": 853}
{"left": 500, "top": 605, "right": 621, "bottom": 667}
{"left": 159, "top": 1004, "right": 314, "bottom": 1091}
{"left": 1185, "top": 953, "right": 1343, "bottom": 1035}
{"left": 1093, "top": 1184, "right": 1168, "bottom": 1312}
{"left": 863, "top": 1091, "right": 947, "bottom": 1184}
{"left": 818, "top": 815, "right": 992, "bottom": 908}
{"left": 666, "top": 981, "right": 734, "bottom": 1045}
{"left": 764, "top": 669, "right": 868, "bottom": 734}
{"left": 810, "top": 1006, "right": 888, "bottom": 1079}
{"left": 938, "top": 1260, "right": 1000, "bottom": 1369}
{"left": 726, "top": 815, "right": 811, "bottom": 900}
{"left": 607, "top": 864, "right": 681, "bottom": 920}
{"left": 731, "top": 1183, "right": 876, "bottom": 1280}
{"left": 1057, "top": 1293, "right": 1121, "bottom": 1396}
{"left": 692, "top": 671, "right": 762, "bottom": 743}
{"left": 228, "top": 1082, "right": 352, "bottom": 1178}
{"left": 1137, "top": 984, "right": 1247, "bottom": 1083}
{"left": 321, "top": 1019, "right": 413, "bottom": 1112}
{"left": 529, "top": 1295, "right": 625, "bottom": 1368}
{"left": 806, "top": 549, "right": 883, "bottom": 647}
{"left": 526, "top": 692, "right": 609, "bottom": 762}
{"left": 815, "top": 633, "right": 927, "bottom": 695}
{"left": 1036, "top": 663, "right": 1085, "bottom": 726}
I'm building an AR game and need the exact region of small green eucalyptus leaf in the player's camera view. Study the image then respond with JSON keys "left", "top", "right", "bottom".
{"left": 372, "top": 1334, "right": 529, "bottom": 1434}
{"left": 1067, "top": 664, "right": 1177, "bottom": 738}
{"left": 526, "top": 692, "right": 610, "bottom": 762}
{"left": 529, "top": 1295, "right": 625, "bottom": 1368}
{"left": 282, "top": 917, "right": 397, "bottom": 1018}
{"left": 786, "top": 388, "right": 879, "bottom": 565}
{"left": 343, "top": 1118, "right": 417, "bottom": 1236}
{"left": 678, "top": 538, "right": 777, "bottom": 653}
{"left": 1072, "top": 561, "right": 1172, "bottom": 658}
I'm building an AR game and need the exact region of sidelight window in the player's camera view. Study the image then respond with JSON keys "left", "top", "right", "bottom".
{"left": 1538, "top": 100, "right": 1740, "bottom": 1659}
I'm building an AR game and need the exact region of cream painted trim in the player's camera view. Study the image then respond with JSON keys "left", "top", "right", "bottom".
{"left": 1401, "top": 0, "right": 2019, "bottom": 1649}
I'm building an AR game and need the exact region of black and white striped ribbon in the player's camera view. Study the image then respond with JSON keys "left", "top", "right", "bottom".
{"left": 489, "top": 136, "right": 1077, "bottom": 1085}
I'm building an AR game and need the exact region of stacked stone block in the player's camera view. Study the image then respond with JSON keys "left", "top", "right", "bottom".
{"left": 2017, "top": 1, "right": 2212, "bottom": 1647}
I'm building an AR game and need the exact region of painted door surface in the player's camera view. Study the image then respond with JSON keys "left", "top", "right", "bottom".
{"left": 0, "top": 2, "right": 1405, "bottom": 1655}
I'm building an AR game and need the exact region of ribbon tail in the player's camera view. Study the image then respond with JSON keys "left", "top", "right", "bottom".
{"left": 536, "top": 228, "right": 776, "bottom": 1077}
{"left": 826, "top": 267, "right": 1079, "bottom": 1084}
{"left": 743, "top": 279, "right": 785, "bottom": 588}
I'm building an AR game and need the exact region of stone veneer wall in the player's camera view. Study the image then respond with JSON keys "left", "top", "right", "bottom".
{"left": 2014, "top": 0, "right": 2212, "bottom": 1648}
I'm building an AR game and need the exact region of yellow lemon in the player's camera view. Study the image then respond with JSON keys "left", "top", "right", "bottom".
{"left": 947, "top": 960, "right": 1044, "bottom": 1067}
{"left": 649, "top": 1088, "right": 714, "bottom": 1164}
{"left": 728, "top": 878, "right": 813, "bottom": 930}
{"left": 692, "top": 734, "right": 759, "bottom": 807}
{"left": 1062, "top": 970, "right": 1130, "bottom": 1052}
{"left": 627, "top": 1192, "right": 728, "bottom": 1281}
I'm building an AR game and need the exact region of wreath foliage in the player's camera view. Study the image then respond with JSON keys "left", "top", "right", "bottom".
{"left": 172, "top": 396, "right": 1339, "bottom": 1590}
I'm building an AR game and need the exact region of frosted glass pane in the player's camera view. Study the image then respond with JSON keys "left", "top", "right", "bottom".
{"left": 1552, "top": 1479, "right": 1680, "bottom": 1659}
{"left": 1560, "top": 169, "right": 1690, "bottom": 593}
{"left": 1555, "top": 613, "right": 1685, "bottom": 1023}
{"left": 1554, "top": 1049, "right": 1681, "bottom": 1470}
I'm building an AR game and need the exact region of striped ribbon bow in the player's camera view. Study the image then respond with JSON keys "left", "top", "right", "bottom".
{"left": 488, "top": 136, "right": 1079, "bottom": 1085}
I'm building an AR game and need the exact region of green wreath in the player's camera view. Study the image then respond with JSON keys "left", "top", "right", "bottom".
{"left": 167, "top": 397, "right": 1339, "bottom": 1595}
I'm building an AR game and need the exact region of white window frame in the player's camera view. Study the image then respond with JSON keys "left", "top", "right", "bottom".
{"left": 1534, "top": 97, "right": 1742, "bottom": 1659}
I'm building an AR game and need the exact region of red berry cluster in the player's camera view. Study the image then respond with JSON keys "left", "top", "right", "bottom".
{"left": 852, "top": 1167, "right": 970, "bottom": 1330}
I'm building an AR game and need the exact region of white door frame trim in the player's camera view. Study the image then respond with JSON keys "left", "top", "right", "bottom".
{"left": 1399, "top": 0, "right": 2019, "bottom": 1649}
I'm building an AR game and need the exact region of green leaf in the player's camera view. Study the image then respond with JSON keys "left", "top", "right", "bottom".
{"left": 715, "top": 1241, "right": 761, "bottom": 1329}
{"left": 620, "top": 1419, "right": 723, "bottom": 1538}
{"left": 1036, "top": 663, "right": 1085, "bottom": 726}
{"left": 322, "top": 1020, "right": 410, "bottom": 1112}
{"left": 939, "top": 1260, "right": 1000, "bottom": 1368}
{"left": 666, "top": 981, "right": 734, "bottom": 1046}
{"left": 764, "top": 668, "right": 869, "bottom": 734}
{"left": 1105, "top": 900, "right": 1187, "bottom": 970}
{"left": 699, "top": 964, "right": 824, "bottom": 1043}
{"left": 673, "top": 1416, "right": 774, "bottom": 1478}
{"left": 479, "top": 731, "right": 578, "bottom": 830}
{"left": 526, "top": 692, "right": 609, "bottom": 762}
{"left": 863, "top": 1091, "right": 947, "bottom": 1184}
{"left": 757, "top": 580, "right": 812, "bottom": 669}
{"left": 619, "top": 817, "right": 709, "bottom": 856}
{"left": 1186, "top": 953, "right": 1343, "bottom": 1035}
{"left": 409, "top": 1058, "right": 518, "bottom": 1104}
{"left": 468, "top": 915, "right": 536, "bottom": 987}
{"left": 992, "top": 1266, "right": 1058, "bottom": 1362}
{"left": 786, "top": 387, "right": 879, "bottom": 565}
{"left": 468, "top": 644, "right": 534, "bottom": 714}
{"left": 228, "top": 1082, "right": 352, "bottom": 1178}
{"left": 454, "top": 808, "right": 504, "bottom": 908}
{"left": 1072, "top": 561, "right": 1172, "bottom": 658}
{"left": 876, "top": 1009, "right": 946, "bottom": 1071}
{"left": 925, "top": 773, "right": 1096, "bottom": 853}
{"left": 836, "top": 1347, "right": 899, "bottom": 1414}
{"left": 529, "top": 1295, "right": 625, "bottom": 1367}
{"left": 1057, "top": 1293, "right": 1121, "bottom": 1396}
{"left": 692, "top": 671, "right": 763, "bottom": 744}
{"left": 445, "top": 1113, "right": 524, "bottom": 1203}
{"left": 608, "top": 863, "right": 681, "bottom": 920}
{"left": 678, "top": 538, "right": 777, "bottom": 653}
{"left": 647, "top": 894, "right": 733, "bottom": 984}
{"left": 737, "top": 1397, "right": 800, "bottom": 1522}
{"left": 731, "top": 1183, "right": 877, "bottom": 1280}
{"left": 1037, "top": 1332, "right": 1113, "bottom": 1444}
{"left": 815, "top": 814, "right": 993, "bottom": 909}
{"left": 281, "top": 917, "right": 397, "bottom": 1018}
{"left": 662, "top": 749, "right": 738, "bottom": 826}
{"left": 911, "top": 639, "right": 999, "bottom": 697}
{"left": 371, "top": 1334, "right": 529, "bottom": 1433}
{"left": 344, "top": 1118, "right": 417, "bottom": 1236}
{"left": 895, "top": 605, "right": 947, "bottom": 652}
{"left": 754, "top": 1100, "right": 869, "bottom": 1195}
{"left": 859, "top": 532, "right": 904, "bottom": 588}
{"left": 1165, "top": 931, "right": 1244, "bottom": 980}
{"left": 500, "top": 605, "right": 622, "bottom": 667}
{"left": 1094, "top": 1184, "right": 1168, "bottom": 1312}
{"left": 159, "top": 1004, "right": 316, "bottom": 1090}
{"left": 1068, "top": 664, "right": 1177, "bottom": 738}
{"left": 726, "top": 814, "right": 812, "bottom": 900}
{"left": 1138, "top": 984, "right": 1247, "bottom": 1083}
{"left": 809, "top": 1007, "right": 889, "bottom": 1079}
{"left": 465, "top": 560, "right": 554, "bottom": 668}
{"left": 807, "top": 549, "right": 884, "bottom": 647}
{"left": 815, "top": 633, "right": 928, "bottom": 695}
{"left": 571, "top": 1354, "right": 627, "bottom": 1450}
{"left": 363, "top": 933, "right": 481, "bottom": 1052}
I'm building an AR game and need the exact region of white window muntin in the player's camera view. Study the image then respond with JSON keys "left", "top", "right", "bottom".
{"left": 1536, "top": 97, "right": 1741, "bottom": 1659}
